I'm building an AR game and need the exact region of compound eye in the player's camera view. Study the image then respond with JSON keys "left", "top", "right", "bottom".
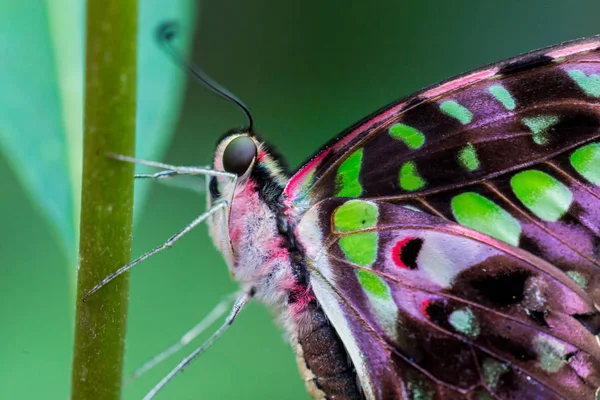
{"left": 222, "top": 135, "right": 257, "bottom": 175}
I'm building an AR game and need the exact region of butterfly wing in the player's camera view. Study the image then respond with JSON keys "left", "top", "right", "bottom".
{"left": 284, "top": 33, "right": 600, "bottom": 300}
{"left": 286, "top": 35, "right": 600, "bottom": 398}
{"left": 297, "top": 198, "right": 600, "bottom": 399}
{"left": 284, "top": 34, "right": 600, "bottom": 210}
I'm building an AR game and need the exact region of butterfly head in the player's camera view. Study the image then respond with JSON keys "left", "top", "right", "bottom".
{"left": 207, "top": 129, "right": 290, "bottom": 280}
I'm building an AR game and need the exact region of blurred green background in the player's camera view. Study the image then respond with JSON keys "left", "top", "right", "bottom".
{"left": 2, "top": 1, "right": 600, "bottom": 399}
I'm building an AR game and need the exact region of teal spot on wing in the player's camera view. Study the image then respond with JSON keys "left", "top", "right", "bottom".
{"left": 440, "top": 100, "right": 473, "bottom": 124}
{"left": 333, "top": 200, "right": 379, "bottom": 232}
{"left": 339, "top": 233, "right": 378, "bottom": 266}
{"left": 482, "top": 358, "right": 509, "bottom": 389}
{"left": 510, "top": 170, "right": 572, "bottom": 222}
{"left": 335, "top": 148, "right": 363, "bottom": 197}
{"left": 535, "top": 335, "right": 567, "bottom": 373}
{"left": 473, "top": 389, "right": 495, "bottom": 400}
{"left": 298, "top": 169, "right": 315, "bottom": 195}
{"left": 488, "top": 84, "right": 515, "bottom": 110}
{"left": 568, "top": 69, "right": 600, "bottom": 97}
{"left": 388, "top": 123, "right": 425, "bottom": 149}
{"left": 449, "top": 308, "right": 480, "bottom": 337}
{"left": 566, "top": 270, "right": 587, "bottom": 288}
{"left": 406, "top": 379, "right": 434, "bottom": 400}
{"left": 458, "top": 143, "right": 480, "bottom": 171}
{"left": 451, "top": 192, "right": 522, "bottom": 246}
{"left": 522, "top": 115, "right": 559, "bottom": 145}
{"left": 399, "top": 161, "right": 426, "bottom": 191}
{"left": 571, "top": 143, "right": 600, "bottom": 185}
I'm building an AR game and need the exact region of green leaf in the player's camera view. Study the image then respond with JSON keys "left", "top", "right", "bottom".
{"left": 0, "top": 0, "right": 198, "bottom": 260}
{"left": 134, "top": 0, "right": 198, "bottom": 213}
{"left": 0, "top": 1, "right": 75, "bottom": 255}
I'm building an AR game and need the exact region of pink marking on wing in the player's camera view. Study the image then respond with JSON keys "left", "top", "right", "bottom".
{"left": 285, "top": 69, "right": 500, "bottom": 202}
{"left": 547, "top": 42, "right": 600, "bottom": 58}
{"left": 284, "top": 150, "right": 327, "bottom": 198}
{"left": 284, "top": 101, "right": 409, "bottom": 199}
{"left": 421, "top": 68, "right": 498, "bottom": 99}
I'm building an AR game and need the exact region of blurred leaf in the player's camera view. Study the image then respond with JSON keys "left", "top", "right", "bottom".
{"left": 0, "top": 0, "right": 198, "bottom": 260}
{"left": 134, "top": 0, "right": 198, "bottom": 213}
{"left": 0, "top": 1, "right": 75, "bottom": 255}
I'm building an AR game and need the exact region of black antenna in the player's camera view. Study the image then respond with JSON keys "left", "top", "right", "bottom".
{"left": 157, "top": 21, "right": 254, "bottom": 131}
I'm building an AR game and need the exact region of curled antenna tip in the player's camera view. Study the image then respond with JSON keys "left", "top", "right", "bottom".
{"left": 156, "top": 21, "right": 179, "bottom": 43}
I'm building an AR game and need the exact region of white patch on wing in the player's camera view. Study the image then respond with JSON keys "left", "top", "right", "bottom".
{"left": 364, "top": 286, "right": 399, "bottom": 345}
{"left": 298, "top": 203, "right": 377, "bottom": 399}
{"left": 296, "top": 204, "right": 336, "bottom": 283}
{"left": 415, "top": 230, "right": 500, "bottom": 288}
{"left": 311, "top": 273, "right": 376, "bottom": 400}
{"left": 384, "top": 229, "right": 500, "bottom": 289}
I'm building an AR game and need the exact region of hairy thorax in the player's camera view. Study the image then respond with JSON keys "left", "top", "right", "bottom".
{"left": 228, "top": 180, "right": 294, "bottom": 306}
{"left": 222, "top": 175, "right": 318, "bottom": 335}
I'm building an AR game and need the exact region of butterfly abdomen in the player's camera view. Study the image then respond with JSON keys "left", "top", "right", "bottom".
{"left": 295, "top": 301, "right": 364, "bottom": 400}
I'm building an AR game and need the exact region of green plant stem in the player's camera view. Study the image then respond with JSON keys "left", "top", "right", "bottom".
{"left": 71, "top": 1, "right": 137, "bottom": 399}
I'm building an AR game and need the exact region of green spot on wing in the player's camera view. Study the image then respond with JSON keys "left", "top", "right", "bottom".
{"left": 399, "top": 161, "right": 426, "bottom": 191}
{"left": 451, "top": 192, "right": 522, "bottom": 246}
{"left": 449, "top": 308, "right": 480, "bottom": 337}
{"left": 522, "top": 115, "right": 559, "bottom": 145}
{"left": 388, "top": 123, "right": 425, "bottom": 149}
{"left": 510, "top": 170, "right": 572, "bottom": 222}
{"left": 458, "top": 143, "right": 480, "bottom": 171}
{"left": 335, "top": 148, "right": 363, "bottom": 197}
{"left": 535, "top": 335, "right": 567, "bottom": 373}
{"left": 571, "top": 143, "right": 600, "bottom": 185}
{"left": 567, "top": 69, "right": 600, "bottom": 97}
{"left": 339, "top": 233, "right": 378, "bottom": 266}
{"left": 439, "top": 100, "right": 473, "bottom": 124}
{"left": 356, "top": 269, "right": 389, "bottom": 300}
{"left": 488, "top": 84, "right": 515, "bottom": 110}
{"left": 333, "top": 200, "right": 379, "bottom": 232}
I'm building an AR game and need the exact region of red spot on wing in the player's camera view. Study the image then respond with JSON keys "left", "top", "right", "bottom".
{"left": 421, "top": 299, "right": 433, "bottom": 319}
{"left": 392, "top": 237, "right": 416, "bottom": 268}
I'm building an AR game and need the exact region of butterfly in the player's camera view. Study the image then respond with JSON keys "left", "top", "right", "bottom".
{"left": 89, "top": 26, "right": 600, "bottom": 400}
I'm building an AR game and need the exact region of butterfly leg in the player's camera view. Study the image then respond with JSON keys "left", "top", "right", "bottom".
{"left": 82, "top": 200, "right": 228, "bottom": 301}
{"left": 135, "top": 170, "right": 180, "bottom": 180}
{"left": 143, "top": 291, "right": 253, "bottom": 400}
{"left": 109, "top": 153, "right": 236, "bottom": 179}
{"left": 134, "top": 169, "right": 212, "bottom": 193}
{"left": 127, "top": 293, "right": 237, "bottom": 384}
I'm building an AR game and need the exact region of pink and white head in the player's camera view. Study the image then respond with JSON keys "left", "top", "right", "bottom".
{"left": 207, "top": 129, "right": 293, "bottom": 298}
